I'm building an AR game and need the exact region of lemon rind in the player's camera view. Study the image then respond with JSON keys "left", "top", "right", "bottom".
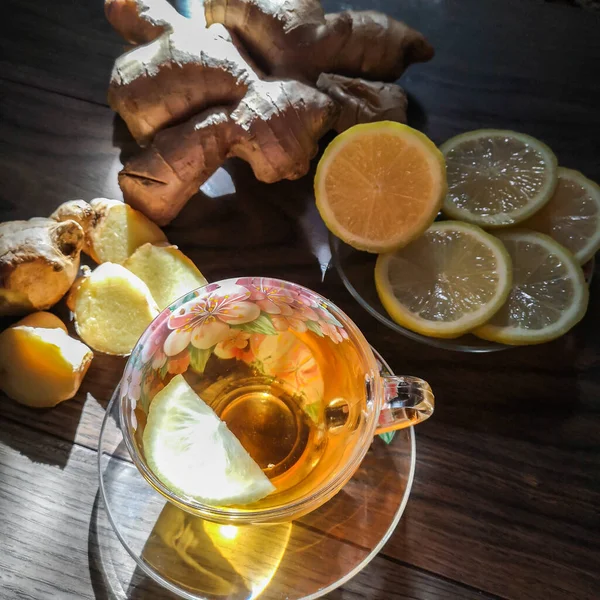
{"left": 474, "top": 231, "right": 589, "bottom": 345}
{"left": 525, "top": 167, "right": 600, "bottom": 265}
{"left": 315, "top": 121, "right": 447, "bottom": 253}
{"left": 440, "top": 129, "right": 558, "bottom": 228}
{"left": 375, "top": 221, "right": 513, "bottom": 338}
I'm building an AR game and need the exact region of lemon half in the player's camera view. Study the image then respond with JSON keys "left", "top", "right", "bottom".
{"left": 315, "top": 122, "right": 446, "bottom": 253}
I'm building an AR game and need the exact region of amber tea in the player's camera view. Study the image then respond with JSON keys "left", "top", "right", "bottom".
{"left": 185, "top": 329, "right": 368, "bottom": 506}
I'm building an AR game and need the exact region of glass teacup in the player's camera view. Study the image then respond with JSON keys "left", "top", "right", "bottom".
{"left": 119, "top": 277, "right": 433, "bottom": 524}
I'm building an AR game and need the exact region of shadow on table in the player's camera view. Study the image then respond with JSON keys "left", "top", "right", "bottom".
{"left": 0, "top": 399, "right": 81, "bottom": 468}
{"left": 109, "top": 107, "right": 338, "bottom": 290}
{"left": 89, "top": 492, "right": 177, "bottom": 600}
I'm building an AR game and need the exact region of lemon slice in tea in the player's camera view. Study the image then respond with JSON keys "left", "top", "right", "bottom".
{"left": 475, "top": 231, "right": 588, "bottom": 345}
{"left": 315, "top": 121, "right": 446, "bottom": 253}
{"left": 441, "top": 129, "right": 558, "bottom": 227}
{"left": 143, "top": 375, "right": 275, "bottom": 506}
{"left": 375, "top": 221, "right": 512, "bottom": 338}
{"left": 520, "top": 167, "right": 600, "bottom": 264}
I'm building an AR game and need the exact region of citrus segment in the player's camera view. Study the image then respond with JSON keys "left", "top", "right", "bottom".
{"left": 474, "top": 231, "right": 588, "bottom": 345}
{"left": 375, "top": 221, "right": 512, "bottom": 338}
{"left": 315, "top": 122, "right": 446, "bottom": 253}
{"left": 520, "top": 167, "right": 600, "bottom": 264}
{"left": 441, "top": 129, "right": 558, "bottom": 227}
{"left": 143, "top": 374, "right": 275, "bottom": 506}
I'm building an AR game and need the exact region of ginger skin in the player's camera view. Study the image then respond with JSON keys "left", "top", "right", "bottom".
{"left": 51, "top": 200, "right": 97, "bottom": 255}
{"left": 0, "top": 218, "right": 84, "bottom": 316}
{"left": 53, "top": 198, "right": 168, "bottom": 263}
{"left": 105, "top": 0, "right": 433, "bottom": 225}
{"left": 203, "top": 0, "right": 434, "bottom": 82}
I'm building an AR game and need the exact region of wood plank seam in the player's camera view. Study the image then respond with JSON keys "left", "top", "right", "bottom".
{"left": 0, "top": 73, "right": 110, "bottom": 109}
{"left": 0, "top": 416, "right": 485, "bottom": 596}
{"left": 378, "top": 554, "right": 507, "bottom": 600}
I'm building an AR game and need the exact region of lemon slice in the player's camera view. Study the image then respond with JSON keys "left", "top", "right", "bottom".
{"left": 520, "top": 167, "right": 600, "bottom": 264}
{"left": 441, "top": 129, "right": 558, "bottom": 227}
{"left": 143, "top": 375, "right": 275, "bottom": 506}
{"left": 375, "top": 221, "right": 512, "bottom": 338}
{"left": 315, "top": 121, "right": 446, "bottom": 253}
{"left": 475, "top": 231, "right": 588, "bottom": 345}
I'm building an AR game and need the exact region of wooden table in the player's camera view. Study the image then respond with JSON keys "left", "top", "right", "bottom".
{"left": 1, "top": 0, "right": 599, "bottom": 598}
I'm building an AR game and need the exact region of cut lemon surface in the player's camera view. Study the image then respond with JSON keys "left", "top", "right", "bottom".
{"left": 375, "top": 221, "right": 512, "bottom": 338}
{"left": 315, "top": 121, "right": 446, "bottom": 253}
{"left": 520, "top": 167, "right": 600, "bottom": 264}
{"left": 475, "top": 231, "right": 588, "bottom": 345}
{"left": 441, "top": 129, "right": 558, "bottom": 227}
{"left": 143, "top": 375, "right": 275, "bottom": 506}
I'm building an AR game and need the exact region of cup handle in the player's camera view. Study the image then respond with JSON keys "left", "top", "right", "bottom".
{"left": 375, "top": 376, "right": 434, "bottom": 435}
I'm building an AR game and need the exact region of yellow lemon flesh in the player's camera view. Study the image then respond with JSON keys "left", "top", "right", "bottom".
{"left": 520, "top": 167, "right": 600, "bottom": 264}
{"left": 475, "top": 231, "right": 588, "bottom": 345}
{"left": 441, "top": 129, "right": 558, "bottom": 227}
{"left": 143, "top": 375, "right": 275, "bottom": 506}
{"left": 375, "top": 221, "right": 512, "bottom": 338}
{"left": 315, "top": 121, "right": 446, "bottom": 253}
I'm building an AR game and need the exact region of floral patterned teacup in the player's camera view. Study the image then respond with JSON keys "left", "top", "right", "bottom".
{"left": 119, "top": 277, "right": 434, "bottom": 523}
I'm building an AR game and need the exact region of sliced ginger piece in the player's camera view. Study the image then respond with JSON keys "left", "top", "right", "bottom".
{"left": 13, "top": 311, "right": 68, "bottom": 333}
{"left": 87, "top": 198, "right": 167, "bottom": 264}
{"left": 70, "top": 262, "right": 159, "bottom": 355}
{"left": 124, "top": 243, "right": 207, "bottom": 310}
{"left": 0, "top": 326, "right": 93, "bottom": 407}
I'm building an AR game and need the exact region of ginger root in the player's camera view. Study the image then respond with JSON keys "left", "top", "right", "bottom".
{"left": 203, "top": 0, "right": 433, "bottom": 82}
{"left": 0, "top": 218, "right": 84, "bottom": 316}
{"left": 51, "top": 200, "right": 97, "bottom": 255}
{"left": 0, "top": 325, "right": 93, "bottom": 407}
{"left": 53, "top": 198, "right": 167, "bottom": 264}
{"left": 124, "top": 243, "right": 207, "bottom": 310}
{"left": 13, "top": 311, "right": 68, "bottom": 333}
{"left": 86, "top": 198, "right": 167, "bottom": 264}
{"left": 105, "top": 0, "right": 433, "bottom": 225}
{"left": 69, "top": 262, "right": 159, "bottom": 355}
{"left": 119, "top": 81, "right": 337, "bottom": 223}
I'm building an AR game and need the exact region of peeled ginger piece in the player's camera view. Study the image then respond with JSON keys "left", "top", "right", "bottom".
{"left": 87, "top": 198, "right": 167, "bottom": 264}
{"left": 14, "top": 311, "right": 68, "bottom": 332}
{"left": 0, "top": 326, "right": 93, "bottom": 407}
{"left": 124, "top": 243, "right": 207, "bottom": 310}
{"left": 70, "top": 263, "right": 159, "bottom": 355}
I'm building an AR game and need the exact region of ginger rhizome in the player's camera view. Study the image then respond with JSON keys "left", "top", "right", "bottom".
{"left": 0, "top": 314, "right": 93, "bottom": 407}
{"left": 0, "top": 218, "right": 84, "bottom": 316}
{"left": 52, "top": 198, "right": 167, "bottom": 264}
{"left": 69, "top": 262, "right": 159, "bottom": 356}
{"left": 105, "top": 0, "right": 433, "bottom": 224}
{"left": 124, "top": 243, "right": 207, "bottom": 310}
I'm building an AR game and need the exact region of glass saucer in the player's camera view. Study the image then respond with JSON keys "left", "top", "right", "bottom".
{"left": 331, "top": 236, "right": 596, "bottom": 354}
{"left": 330, "top": 234, "right": 509, "bottom": 353}
{"left": 96, "top": 349, "right": 416, "bottom": 600}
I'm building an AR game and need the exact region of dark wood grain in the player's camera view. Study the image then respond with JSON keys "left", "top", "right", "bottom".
{"left": 1, "top": 73, "right": 600, "bottom": 598}
{"left": 1, "top": 0, "right": 600, "bottom": 599}
{"left": 1, "top": 0, "right": 599, "bottom": 181}
{"left": 0, "top": 419, "right": 492, "bottom": 600}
